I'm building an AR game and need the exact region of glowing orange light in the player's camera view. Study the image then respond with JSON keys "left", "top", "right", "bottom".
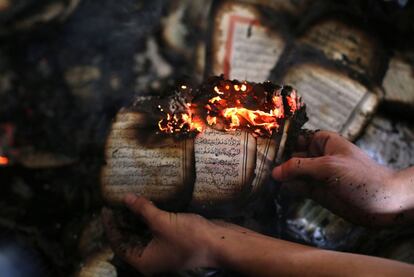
{"left": 222, "top": 107, "right": 280, "bottom": 136}
{"left": 206, "top": 115, "right": 217, "bottom": 126}
{"left": 181, "top": 85, "right": 187, "bottom": 89}
{"left": 157, "top": 80, "right": 302, "bottom": 137}
{"left": 0, "top": 156, "right": 9, "bottom": 165}
{"left": 271, "top": 96, "right": 284, "bottom": 118}
{"left": 214, "top": 86, "right": 224, "bottom": 95}
{"left": 158, "top": 104, "right": 204, "bottom": 134}
{"left": 203, "top": 84, "right": 298, "bottom": 136}
{"left": 209, "top": 96, "right": 222, "bottom": 104}
{"left": 286, "top": 91, "right": 298, "bottom": 113}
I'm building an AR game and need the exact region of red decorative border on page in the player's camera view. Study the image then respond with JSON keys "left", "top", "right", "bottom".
{"left": 223, "top": 15, "right": 259, "bottom": 78}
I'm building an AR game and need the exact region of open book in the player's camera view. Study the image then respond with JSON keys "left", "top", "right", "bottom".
{"left": 101, "top": 108, "right": 286, "bottom": 214}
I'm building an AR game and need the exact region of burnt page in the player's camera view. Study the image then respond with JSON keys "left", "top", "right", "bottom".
{"left": 101, "top": 111, "right": 194, "bottom": 205}
{"left": 282, "top": 64, "right": 378, "bottom": 140}
{"left": 250, "top": 136, "right": 279, "bottom": 195}
{"left": 298, "top": 19, "right": 381, "bottom": 79}
{"left": 76, "top": 248, "right": 116, "bottom": 277}
{"left": 356, "top": 115, "right": 414, "bottom": 170}
{"left": 191, "top": 127, "right": 256, "bottom": 206}
{"left": 383, "top": 56, "right": 414, "bottom": 108}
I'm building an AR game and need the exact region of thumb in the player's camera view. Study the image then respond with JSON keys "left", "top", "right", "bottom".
{"left": 272, "top": 156, "right": 334, "bottom": 182}
{"left": 124, "top": 194, "right": 166, "bottom": 229}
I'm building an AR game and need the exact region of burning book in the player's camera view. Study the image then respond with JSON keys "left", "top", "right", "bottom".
{"left": 101, "top": 76, "right": 307, "bottom": 215}
{"left": 157, "top": 76, "right": 303, "bottom": 137}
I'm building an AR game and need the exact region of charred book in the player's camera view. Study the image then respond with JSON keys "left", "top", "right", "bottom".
{"left": 101, "top": 76, "right": 307, "bottom": 215}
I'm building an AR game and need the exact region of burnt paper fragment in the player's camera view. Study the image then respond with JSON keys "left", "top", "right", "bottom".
{"left": 101, "top": 110, "right": 195, "bottom": 209}
{"left": 356, "top": 115, "right": 414, "bottom": 170}
{"left": 281, "top": 63, "right": 379, "bottom": 140}
{"left": 295, "top": 1, "right": 390, "bottom": 83}
{"left": 0, "top": 0, "right": 81, "bottom": 35}
{"left": 284, "top": 199, "right": 365, "bottom": 250}
{"left": 382, "top": 54, "right": 414, "bottom": 112}
{"left": 76, "top": 248, "right": 117, "bottom": 277}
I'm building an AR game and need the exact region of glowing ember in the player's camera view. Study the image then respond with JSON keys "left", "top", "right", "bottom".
{"left": 0, "top": 156, "right": 9, "bottom": 166}
{"left": 158, "top": 104, "right": 203, "bottom": 135}
{"left": 222, "top": 108, "right": 279, "bottom": 135}
{"left": 214, "top": 86, "right": 224, "bottom": 95}
{"left": 206, "top": 115, "right": 217, "bottom": 126}
{"left": 156, "top": 77, "right": 305, "bottom": 137}
{"left": 204, "top": 77, "right": 303, "bottom": 137}
{"left": 286, "top": 93, "right": 297, "bottom": 113}
{"left": 209, "top": 96, "right": 222, "bottom": 104}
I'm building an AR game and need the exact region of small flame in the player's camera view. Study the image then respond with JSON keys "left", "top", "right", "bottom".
{"left": 158, "top": 103, "right": 203, "bottom": 135}
{"left": 271, "top": 95, "right": 284, "bottom": 117}
{"left": 286, "top": 91, "right": 298, "bottom": 113}
{"left": 206, "top": 115, "right": 217, "bottom": 126}
{"left": 222, "top": 108, "right": 280, "bottom": 136}
{"left": 205, "top": 81, "right": 299, "bottom": 137}
{"left": 157, "top": 78, "right": 303, "bottom": 137}
{"left": 214, "top": 86, "right": 224, "bottom": 95}
{"left": 209, "top": 96, "right": 222, "bottom": 104}
{"left": 0, "top": 156, "right": 9, "bottom": 166}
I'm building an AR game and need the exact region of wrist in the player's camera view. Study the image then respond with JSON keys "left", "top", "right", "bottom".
{"left": 205, "top": 223, "right": 256, "bottom": 270}
{"left": 389, "top": 168, "right": 414, "bottom": 223}
{"left": 373, "top": 167, "right": 413, "bottom": 226}
{"left": 204, "top": 225, "right": 228, "bottom": 269}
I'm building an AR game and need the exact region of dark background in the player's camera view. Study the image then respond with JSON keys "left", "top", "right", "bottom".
{"left": 0, "top": 0, "right": 413, "bottom": 276}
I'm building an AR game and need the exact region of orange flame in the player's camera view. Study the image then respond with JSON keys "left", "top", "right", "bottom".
{"left": 158, "top": 104, "right": 203, "bottom": 134}
{"left": 0, "top": 156, "right": 9, "bottom": 165}
{"left": 205, "top": 81, "right": 296, "bottom": 136}
{"left": 214, "top": 86, "right": 224, "bottom": 95}
{"left": 286, "top": 93, "right": 297, "bottom": 113}
{"left": 157, "top": 80, "right": 302, "bottom": 137}
{"left": 206, "top": 115, "right": 217, "bottom": 126}
{"left": 240, "top": 84, "right": 247, "bottom": 92}
{"left": 222, "top": 108, "right": 280, "bottom": 136}
{"left": 209, "top": 96, "right": 222, "bottom": 104}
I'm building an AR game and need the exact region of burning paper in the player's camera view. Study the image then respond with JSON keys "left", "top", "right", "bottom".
{"left": 101, "top": 75, "right": 307, "bottom": 214}
{"left": 156, "top": 75, "right": 305, "bottom": 138}
{"left": 157, "top": 84, "right": 204, "bottom": 136}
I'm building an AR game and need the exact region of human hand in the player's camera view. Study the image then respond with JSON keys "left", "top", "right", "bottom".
{"left": 102, "top": 194, "right": 253, "bottom": 276}
{"left": 272, "top": 131, "right": 403, "bottom": 227}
